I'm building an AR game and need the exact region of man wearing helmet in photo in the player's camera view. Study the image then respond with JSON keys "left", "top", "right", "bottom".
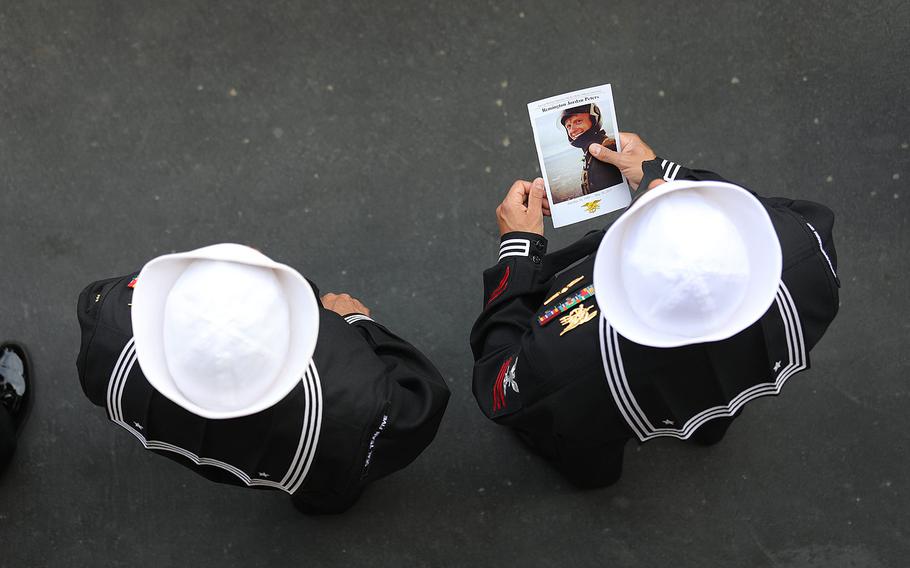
{"left": 471, "top": 132, "right": 839, "bottom": 488}
{"left": 560, "top": 104, "right": 624, "bottom": 195}
{"left": 76, "top": 244, "right": 450, "bottom": 513}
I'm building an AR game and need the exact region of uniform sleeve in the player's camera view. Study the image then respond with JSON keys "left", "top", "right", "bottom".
{"left": 657, "top": 158, "right": 734, "bottom": 184}
{"left": 341, "top": 314, "right": 450, "bottom": 483}
{"left": 76, "top": 274, "right": 135, "bottom": 407}
{"left": 786, "top": 198, "right": 839, "bottom": 281}
{"left": 756, "top": 196, "right": 840, "bottom": 350}
{"left": 469, "top": 231, "right": 552, "bottom": 420}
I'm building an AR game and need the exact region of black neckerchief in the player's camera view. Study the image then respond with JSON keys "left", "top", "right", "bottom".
{"left": 569, "top": 126, "right": 608, "bottom": 151}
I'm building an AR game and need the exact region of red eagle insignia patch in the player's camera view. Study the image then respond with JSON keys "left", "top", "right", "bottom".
{"left": 492, "top": 355, "right": 519, "bottom": 412}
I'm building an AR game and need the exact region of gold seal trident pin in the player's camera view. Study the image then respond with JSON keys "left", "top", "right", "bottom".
{"left": 582, "top": 200, "right": 602, "bottom": 214}
{"left": 559, "top": 303, "right": 598, "bottom": 336}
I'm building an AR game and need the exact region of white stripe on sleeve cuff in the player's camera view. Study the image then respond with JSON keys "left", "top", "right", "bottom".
{"left": 661, "top": 159, "right": 681, "bottom": 181}
{"left": 499, "top": 238, "right": 531, "bottom": 261}
{"left": 344, "top": 314, "right": 375, "bottom": 325}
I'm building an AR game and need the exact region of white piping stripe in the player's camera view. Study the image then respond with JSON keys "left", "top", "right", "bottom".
{"left": 295, "top": 364, "right": 320, "bottom": 491}
{"left": 109, "top": 343, "right": 138, "bottom": 424}
{"left": 774, "top": 290, "right": 797, "bottom": 380}
{"left": 289, "top": 362, "right": 323, "bottom": 494}
{"left": 344, "top": 314, "right": 374, "bottom": 325}
{"left": 607, "top": 325, "right": 675, "bottom": 438}
{"left": 778, "top": 289, "right": 797, "bottom": 366}
{"left": 105, "top": 338, "right": 323, "bottom": 495}
{"left": 668, "top": 289, "right": 806, "bottom": 439}
{"left": 279, "top": 364, "right": 314, "bottom": 487}
{"left": 107, "top": 341, "right": 136, "bottom": 424}
{"left": 498, "top": 239, "right": 530, "bottom": 261}
{"left": 672, "top": 284, "right": 805, "bottom": 438}
{"left": 805, "top": 222, "right": 838, "bottom": 279}
{"left": 602, "top": 326, "right": 646, "bottom": 439}
{"left": 662, "top": 162, "right": 680, "bottom": 181}
{"left": 280, "top": 361, "right": 322, "bottom": 493}
{"left": 599, "top": 318, "right": 648, "bottom": 440}
{"left": 114, "top": 350, "right": 138, "bottom": 423}
{"left": 499, "top": 244, "right": 530, "bottom": 252}
{"left": 780, "top": 281, "right": 807, "bottom": 363}
{"left": 661, "top": 159, "right": 667, "bottom": 168}
{"left": 598, "top": 318, "right": 642, "bottom": 437}
{"left": 600, "top": 281, "right": 807, "bottom": 441}
{"left": 610, "top": 328, "right": 658, "bottom": 433}
{"left": 661, "top": 289, "right": 806, "bottom": 436}
{"left": 105, "top": 339, "right": 133, "bottom": 410}
{"left": 120, "top": 423, "right": 291, "bottom": 489}
{"left": 106, "top": 338, "right": 136, "bottom": 422}
{"left": 500, "top": 238, "right": 531, "bottom": 247}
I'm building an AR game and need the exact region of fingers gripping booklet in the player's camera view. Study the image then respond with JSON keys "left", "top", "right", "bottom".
{"left": 528, "top": 84, "right": 630, "bottom": 227}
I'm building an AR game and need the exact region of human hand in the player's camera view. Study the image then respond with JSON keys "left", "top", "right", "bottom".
{"left": 588, "top": 132, "right": 657, "bottom": 190}
{"left": 496, "top": 178, "right": 549, "bottom": 237}
{"left": 321, "top": 293, "right": 371, "bottom": 317}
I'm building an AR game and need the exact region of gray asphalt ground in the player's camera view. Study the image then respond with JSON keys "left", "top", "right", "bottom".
{"left": 1, "top": 1, "right": 908, "bottom": 566}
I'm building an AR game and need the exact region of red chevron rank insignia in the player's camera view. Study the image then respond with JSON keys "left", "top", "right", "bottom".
{"left": 486, "top": 266, "right": 510, "bottom": 306}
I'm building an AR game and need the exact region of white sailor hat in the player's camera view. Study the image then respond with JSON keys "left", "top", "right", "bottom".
{"left": 130, "top": 243, "right": 320, "bottom": 419}
{"left": 593, "top": 180, "right": 782, "bottom": 348}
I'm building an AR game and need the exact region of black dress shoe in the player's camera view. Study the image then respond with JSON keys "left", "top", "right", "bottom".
{"left": 0, "top": 342, "right": 31, "bottom": 436}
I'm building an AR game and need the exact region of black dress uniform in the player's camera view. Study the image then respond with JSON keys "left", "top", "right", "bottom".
{"left": 470, "top": 161, "right": 840, "bottom": 488}
{"left": 77, "top": 275, "right": 450, "bottom": 513}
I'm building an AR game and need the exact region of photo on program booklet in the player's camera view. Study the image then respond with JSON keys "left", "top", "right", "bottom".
{"left": 528, "top": 84, "right": 631, "bottom": 227}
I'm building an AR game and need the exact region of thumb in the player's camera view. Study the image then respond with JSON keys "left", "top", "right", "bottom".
{"left": 526, "top": 178, "right": 545, "bottom": 217}
{"left": 589, "top": 143, "right": 620, "bottom": 165}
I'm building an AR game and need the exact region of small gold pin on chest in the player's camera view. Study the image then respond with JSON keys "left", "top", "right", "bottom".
{"left": 544, "top": 276, "right": 584, "bottom": 306}
{"left": 558, "top": 303, "right": 599, "bottom": 336}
